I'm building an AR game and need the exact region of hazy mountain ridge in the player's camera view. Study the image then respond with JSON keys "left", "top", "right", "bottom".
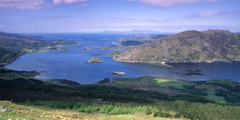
{"left": 114, "top": 30, "right": 240, "bottom": 63}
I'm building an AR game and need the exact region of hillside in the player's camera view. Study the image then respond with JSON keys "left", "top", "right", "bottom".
{"left": 1, "top": 101, "right": 172, "bottom": 120}
{"left": 0, "top": 32, "right": 76, "bottom": 66}
{"left": 1, "top": 69, "right": 240, "bottom": 120}
{"left": 114, "top": 30, "right": 240, "bottom": 63}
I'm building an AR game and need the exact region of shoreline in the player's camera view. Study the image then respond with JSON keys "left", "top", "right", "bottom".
{"left": 0, "top": 43, "right": 83, "bottom": 86}
{"left": 0, "top": 43, "right": 80, "bottom": 85}
{"left": 112, "top": 57, "right": 173, "bottom": 68}
{"left": 1, "top": 43, "right": 79, "bottom": 67}
{"left": 113, "top": 57, "right": 235, "bottom": 66}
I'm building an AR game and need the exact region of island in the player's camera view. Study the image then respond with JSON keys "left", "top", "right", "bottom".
{"left": 87, "top": 57, "right": 104, "bottom": 63}
{"left": 81, "top": 47, "right": 93, "bottom": 51}
{"left": 109, "top": 71, "right": 126, "bottom": 75}
{"left": 60, "top": 48, "right": 68, "bottom": 51}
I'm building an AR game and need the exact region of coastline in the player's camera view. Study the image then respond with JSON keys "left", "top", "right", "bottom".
{"left": 1, "top": 43, "right": 79, "bottom": 67}
{"left": 113, "top": 56, "right": 235, "bottom": 67}
{"left": 112, "top": 57, "right": 173, "bottom": 68}
{"left": 0, "top": 43, "right": 80, "bottom": 85}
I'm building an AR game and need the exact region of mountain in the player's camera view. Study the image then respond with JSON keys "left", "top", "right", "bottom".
{"left": 113, "top": 30, "right": 240, "bottom": 63}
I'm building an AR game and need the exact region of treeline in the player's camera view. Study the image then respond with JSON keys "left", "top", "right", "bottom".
{"left": 207, "top": 81, "right": 240, "bottom": 105}
{"left": 152, "top": 101, "right": 240, "bottom": 120}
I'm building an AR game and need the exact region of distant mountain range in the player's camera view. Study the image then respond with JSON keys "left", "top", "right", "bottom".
{"left": 102, "top": 30, "right": 173, "bottom": 34}
{"left": 114, "top": 30, "right": 240, "bottom": 63}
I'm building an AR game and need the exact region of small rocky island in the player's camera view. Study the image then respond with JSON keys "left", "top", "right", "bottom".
{"left": 81, "top": 47, "right": 92, "bottom": 51}
{"left": 109, "top": 71, "right": 126, "bottom": 75}
{"left": 88, "top": 57, "right": 104, "bottom": 63}
{"left": 60, "top": 48, "right": 68, "bottom": 51}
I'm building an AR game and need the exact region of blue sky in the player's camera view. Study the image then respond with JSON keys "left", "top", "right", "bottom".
{"left": 0, "top": 0, "right": 239, "bottom": 33}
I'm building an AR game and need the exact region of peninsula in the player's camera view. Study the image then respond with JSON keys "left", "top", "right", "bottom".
{"left": 114, "top": 30, "right": 240, "bottom": 63}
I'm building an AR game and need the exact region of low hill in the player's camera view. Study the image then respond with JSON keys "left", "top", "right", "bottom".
{"left": 114, "top": 30, "right": 240, "bottom": 63}
{"left": 0, "top": 32, "right": 76, "bottom": 66}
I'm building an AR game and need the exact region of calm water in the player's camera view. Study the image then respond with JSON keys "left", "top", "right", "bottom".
{"left": 5, "top": 33, "right": 240, "bottom": 84}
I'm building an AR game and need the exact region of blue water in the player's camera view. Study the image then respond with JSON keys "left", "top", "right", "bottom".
{"left": 5, "top": 33, "right": 240, "bottom": 84}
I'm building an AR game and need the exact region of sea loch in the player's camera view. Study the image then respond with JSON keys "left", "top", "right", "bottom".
{"left": 5, "top": 33, "right": 240, "bottom": 84}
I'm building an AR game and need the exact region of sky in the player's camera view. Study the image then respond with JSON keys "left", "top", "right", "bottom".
{"left": 0, "top": 0, "right": 239, "bottom": 33}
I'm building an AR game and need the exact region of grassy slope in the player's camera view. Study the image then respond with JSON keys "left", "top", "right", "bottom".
{"left": 0, "top": 101, "right": 184, "bottom": 120}
{"left": 0, "top": 101, "right": 86, "bottom": 120}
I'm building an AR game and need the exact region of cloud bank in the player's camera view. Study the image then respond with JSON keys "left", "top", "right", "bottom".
{"left": 0, "top": 0, "right": 45, "bottom": 9}
{"left": 0, "top": 0, "right": 88, "bottom": 9}
{"left": 196, "top": 11, "right": 220, "bottom": 16}
{"left": 0, "top": 0, "right": 220, "bottom": 10}
{"left": 53, "top": 0, "right": 87, "bottom": 5}
{"left": 135, "top": 0, "right": 218, "bottom": 7}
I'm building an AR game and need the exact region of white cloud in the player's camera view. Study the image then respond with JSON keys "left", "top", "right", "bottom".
{"left": 190, "top": 10, "right": 239, "bottom": 17}
{"left": 53, "top": 0, "right": 87, "bottom": 5}
{"left": 196, "top": 11, "right": 219, "bottom": 16}
{"left": 0, "top": 0, "right": 88, "bottom": 10}
{"left": 41, "top": 15, "right": 73, "bottom": 19}
{"left": 0, "top": 24, "right": 6, "bottom": 28}
{"left": 77, "top": 3, "right": 88, "bottom": 8}
{"left": 134, "top": 0, "right": 218, "bottom": 7}
{"left": 0, "top": 0, "right": 45, "bottom": 9}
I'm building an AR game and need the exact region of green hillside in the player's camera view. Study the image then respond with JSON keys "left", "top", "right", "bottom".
{"left": 0, "top": 68, "right": 240, "bottom": 120}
